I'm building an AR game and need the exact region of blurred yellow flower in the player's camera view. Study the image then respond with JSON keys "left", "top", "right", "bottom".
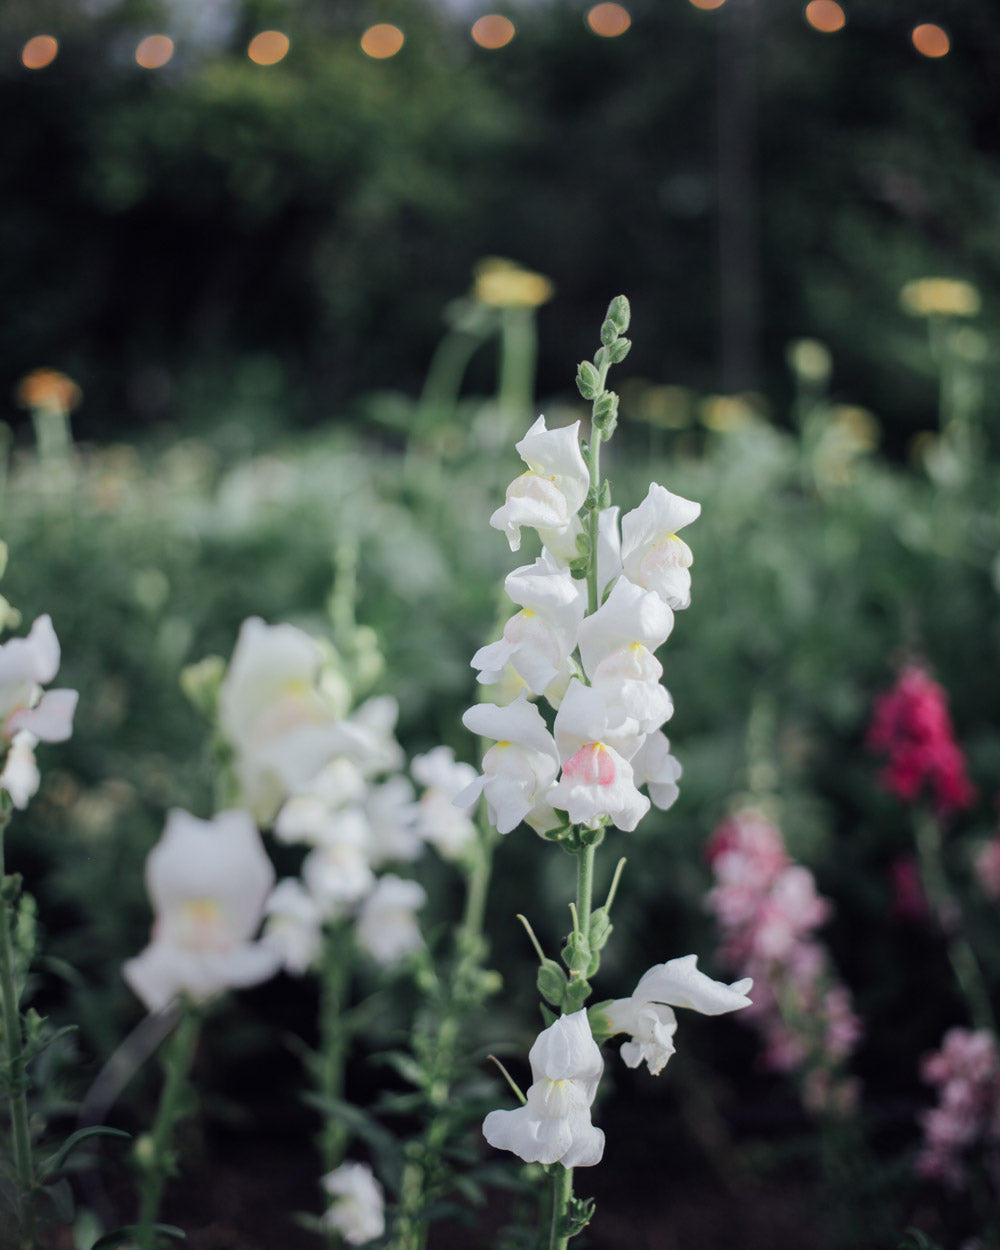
{"left": 900, "top": 278, "right": 981, "bottom": 318}
{"left": 813, "top": 405, "right": 880, "bottom": 486}
{"left": 786, "top": 338, "right": 832, "bottom": 384}
{"left": 698, "top": 394, "right": 759, "bottom": 432}
{"left": 473, "top": 257, "right": 555, "bottom": 309}
{"left": 15, "top": 368, "right": 81, "bottom": 413}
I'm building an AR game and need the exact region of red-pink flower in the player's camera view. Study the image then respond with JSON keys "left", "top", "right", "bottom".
{"left": 917, "top": 1027, "right": 1000, "bottom": 1192}
{"left": 866, "top": 663, "right": 976, "bottom": 820}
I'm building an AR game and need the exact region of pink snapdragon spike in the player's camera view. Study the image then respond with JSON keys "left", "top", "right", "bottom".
{"left": 483, "top": 1010, "right": 605, "bottom": 1167}
{"left": 917, "top": 1027, "right": 1000, "bottom": 1190}
{"left": 705, "top": 808, "right": 861, "bottom": 1112}
{"left": 124, "top": 809, "right": 280, "bottom": 1013}
{"left": 866, "top": 663, "right": 976, "bottom": 820}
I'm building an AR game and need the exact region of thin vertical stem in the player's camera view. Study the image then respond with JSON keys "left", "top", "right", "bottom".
{"left": 0, "top": 805, "right": 36, "bottom": 1249}
{"left": 548, "top": 1164, "right": 573, "bottom": 1250}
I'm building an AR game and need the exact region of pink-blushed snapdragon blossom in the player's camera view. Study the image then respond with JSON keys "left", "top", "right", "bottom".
{"left": 124, "top": 808, "right": 280, "bottom": 1013}
{"left": 410, "top": 746, "right": 479, "bottom": 861}
{"left": 458, "top": 693, "right": 561, "bottom": 835}
{"left": 576, "top": 576, "right": 675, "bottom": 732}
{"left": 917, "top": 1027, "right": 1000, "bottom": 1192}
{"left": 471, "top": 558, "right": 585, "bottom": 700}
{"left": 866, "top": 662, "right": 976, "bottom": 821}
{"left": 483, "top": 1010, "right": 605, "bottom": 1167}
{"left": 619, "top": 484, "right": 701, "bottom": 610}
{"left": 263, "top": 878, "right": 324, "bottom": 975}
{"left": 490, "top": 416, "right": 591, "bottom": 553}
{"left": 321, "top": 1161, "right": 386, "bottom": 1245}
{"left": 547, "top": 679, "right": 648, "bottom": 831}
{"left": 217, "top": 617, "right": 351, "bottom": 824}
{"left": 602, "top": 955, "right": 752, "bottom": 1075}
{"left": 355, "top": 874, "right": 426, "bottom": 966}
{"left": 706, "top": 808, "right": 861, "bottom": 1111}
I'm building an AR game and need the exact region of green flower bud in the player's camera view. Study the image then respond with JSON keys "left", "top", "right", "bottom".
{"left": 598, "top": 480, "right": 612, "bottom": 509}
{"left": 606, "top": 337, "right": 631, "bottom": 364}
{"left": 562, "top": 975, "right": 592, "bottom": 1014}
{"left": 605, "top": 295, "right": 631, "bottom": 335}
{"left": 600, "top": 319, "right": 619, "bottom": 347}
{"left": 576, "top": 360, "right": 602, "bottom": 400}
{"left": 588, "top": 907, "right": 612, "bottom": 952}
{"left": 180, "top": 655, "right": 225, "bottom": 722}
{"left": 562, "top": 931, "right": 591, "bottom": 974}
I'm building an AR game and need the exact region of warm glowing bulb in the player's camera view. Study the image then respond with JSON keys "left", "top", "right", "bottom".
{"left": 805, "top": 1, "right": 845, "bottom": 33}
{"left": 360, "top": 23, "right": 404, "bottom": 59}
{"left": 21, "top": 35, "right": 59, "bottom": 70}
{"left": 248, "top": 30, "right": 290, "bottom": 65}
{"left": 587, "top": 3, "right": 631, "bottom": 35}
{"left": 471, "top": 15, "right": 516, "bottom": 49}
{"left": 135, "top": 35, "right": 174, "bottom": 69}
{"left": 912, "top": 23, "right": 949, "bottom": 57}
{"left": 689, "top": 0, "right": 726, "bottom": 10}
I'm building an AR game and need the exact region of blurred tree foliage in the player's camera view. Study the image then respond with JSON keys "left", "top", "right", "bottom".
{"left": 1, "top": 0, "right": 999, "bottom": 446}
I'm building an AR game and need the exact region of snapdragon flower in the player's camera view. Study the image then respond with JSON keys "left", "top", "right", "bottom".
{"left": 124, "top": 808, "right": 280, "bottom": 1013}
{"left": 410, "top": 746, "right": 479, "bottom": 860}
{"left": 0, "top": 615, "right": 78, "bottom": 808}
{"left": 263, "top": 878, "right": 324, "bottom": 975}
{"left": 490, "top": 416, "right": 590, "bottom": 552}
{"left": 321, "top": 1161, "right": 386, "bottom": 1245}
{"left": 619, "top": 484, "right": 701, "bottom": 610}
{"left": 547, "top": 680, "right": 648, "bottom": 831}
{"left": 483, "top": 1010, "right": 605, "bottom": 1167}
{"left": 458, "top": 693, "right": 561, "bottom": 835}
{"left": 355, "top": 874, "right": 426, "bottom": 965}
{"left": 602, "top": 955, "right": 752, "bottom": 1075}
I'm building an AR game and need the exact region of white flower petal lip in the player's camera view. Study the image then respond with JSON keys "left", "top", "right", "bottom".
{"left": 552, "top": 679, "right": 644, "bottom": 764}
{"left": 633, "top": 954, "right": 753, "bottom": 1015}
{"left": 620, "top": 483, "right": 701, "bottom": 609}
{"left": 0, "top": 615, "right": 61, "bottom": 695}
{"left": 576, "top": 577, "right": 675, "bottom": 681}
{"left": 0, "top": 732, "right": 40, "bottom": 809}
{"left": 7, "top": 687, "right": 78, "bottom": 742}
{"left": 631, "top": 730, "right": 682, "bottom": 810}
{"left": 490, "top": 416, "right": 590, "bottom": 551}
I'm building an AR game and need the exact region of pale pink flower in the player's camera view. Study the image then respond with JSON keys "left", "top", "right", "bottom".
{"left": 917, "top": 1027, "right": 1000, "bottom": 1191}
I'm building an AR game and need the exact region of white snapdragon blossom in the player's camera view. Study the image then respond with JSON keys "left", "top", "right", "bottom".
{"left": 356, "top": 874, "right": 426, "bottom": 965}
{"left": 300, "top": 809, "right": 377, "bottom": 918}
{"left": 630, "top": 730, "right": 682, "bottom": 812}
{"left": 547, "top": 680, "right": 649, "bottom": 832}
{"left": 263, "top": 878, "right": 324, "bottom": 975}
{"left": 490, "top": 416, "right": 590, "bottom": 552}
{"left": 0, "top": 615, "right": 78, "bottom": 808}
{"left": 620, "top": 484, "right": 701, "bottom": 610}
{"left": 471, "top": 558, "right": 585, "bottom": 700}
{"left": 483, "top": 1010, "right": 605, "bottom": 1167}
{"left": 321, "top": 1161, "right": 385, "bottom": 1245}
{"left": 458, "top": 693, "right": 561, "bottom": 835}
{"left": 124, "top": 809, "right": 280, "bottom": 1013}
{"left": 217, "top": 618, "right": 349, "bottom": 824}
{"left": 604, "top": 955, "right": 753, "bottom": 1075}
{"left": 365, "top": 774, "right": 421, "bottom": 866}
{"left": 576, "top": 577, "right": 675, "bottom": 732}
{"left": 410, "top": 746, "right": 479, "bottom": 860}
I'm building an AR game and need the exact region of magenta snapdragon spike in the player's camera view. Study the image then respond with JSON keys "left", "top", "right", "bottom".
{"left": 917, "top": 1027, "right": 1000, "bottom": 1192}
{"left": 705, "top": 808, "right": 861, "bottom": 1114}
{"left": 866, "top": 663, "right": 976, "bottom": 820}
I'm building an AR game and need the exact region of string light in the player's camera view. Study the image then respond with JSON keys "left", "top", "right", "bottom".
{"left": 360, "top": 24, "right": 404, "bottom": 59}
{"left": 135, "top": 35, "right": 174, "bottom": 69}
{"left": 911, "top": 23, "right": 949, "bottom": 57}
{"left": 248, "top": 31, "right": 290, "bottom": 65}
{"left": 471, "top": 15, "right": 516, "bottom": 49}
{"left": 21, "top": 35, "right": 59, "bottom": 69}
{"left": 587, "top": 4, "right": 631, "bottom": 36}
{"left": 805, "top": 1, "right": 846, "bottom": 33}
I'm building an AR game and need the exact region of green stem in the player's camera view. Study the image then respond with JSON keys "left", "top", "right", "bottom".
{"left": 575, "top": 843, "right": 596, "bottom": 942}
{"left": 549, "top": 1165, "right": 574, "bottom": 1250}
{"left": 498, "top": 306, "right": 538, "bottom": 426}
{"left": 319, "top": 922, "right": 352, "bottom": 1182}
{"left": 136, "top": 1005, "right": 200, "bottom": 1250}
{"left": 913, "top": 807, "right": 996, "bottom": 1035}
{"left": 0, "top": 804, "right": 36, "bottom": 1249}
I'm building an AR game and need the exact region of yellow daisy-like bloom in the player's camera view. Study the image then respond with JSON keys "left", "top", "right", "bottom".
{"left": 900, "top": 278, "right": 981, "bottom": 318}
{"left": 15, "top": 368, "right": 82, "bottom": 413}
{"left": 473, "top": 257, "right": 555, "bottom": 309}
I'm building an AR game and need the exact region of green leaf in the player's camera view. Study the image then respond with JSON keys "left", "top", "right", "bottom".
{"left": 91, "top": 1224, "right": 185, "bottom": 1249}
{"left": 537, "top": 958, "right": 568, "bottom": 1008}
{"left": 42, "top": 1177, "right": 74, "bottom": 1223}
{"left": 42, "top": 1125, "right": 131, "bottom": 1178}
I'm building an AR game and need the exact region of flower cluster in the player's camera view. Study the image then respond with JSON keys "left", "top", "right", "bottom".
{"left": 464, "top": 414, "right": 695, "bottom": 837}
{"left": 917, "top": 1027, "right": 1000, "bottom": 1194}
{"left": 0, "top": 614, "right": 78, "bottom": 809}
{"left": 705, "top": 807, "right": 860, "bottom": 1113}
{"left": 320, "top": 1161, "right": 386, "bottom": 1245}
{"left": 866, "top": 662, "right": 976, "bottom": 821}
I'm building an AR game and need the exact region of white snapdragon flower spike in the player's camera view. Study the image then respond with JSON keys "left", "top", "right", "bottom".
{"left": 124, "top": 808, "right": 280, "bottom": 1013}
{"left": 490, "top": 416, "right": 590, "bottom": 552}
{"left": 604, "top": 955, "right": 753, "bottom": 1075}
{"left": 577, "top": 577, "right": 675, "bottom": 732}
{"left": 630, "top": 730, "right": 683, "bottom": 812}
{"left": 620, "top": 484, "right": 701, "bottom": 610}
{"left": 263, "top": 878, "right": 324, "bottom": 975}
{"left": 0, "top": 614, "right": 77, "bottom": 747}
{"left": 0, "top": 732, "right": 41, "bottom": 810}
{"left": 410, "top": 746, "right": 479, "bottom": 860}
{"left": 471, "top": 558, "right": 585, "bottom": 700}
{"left": 458, "top": 693, "right": 561, "bottom": 835}
{"left": 548, "top": 680, "right": 649, "bottom": 832}
{"left": 483, "top": 1010, "right": 605, "bottom": 1167}
{"left": 356, "top": 874, "right": 426, "bottom": 965}
{"left": 321, "top": 1161, "right": 385, "bottom": 1246}
{"left": 217, "top": 618, "right": 350, "bottom": 824}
